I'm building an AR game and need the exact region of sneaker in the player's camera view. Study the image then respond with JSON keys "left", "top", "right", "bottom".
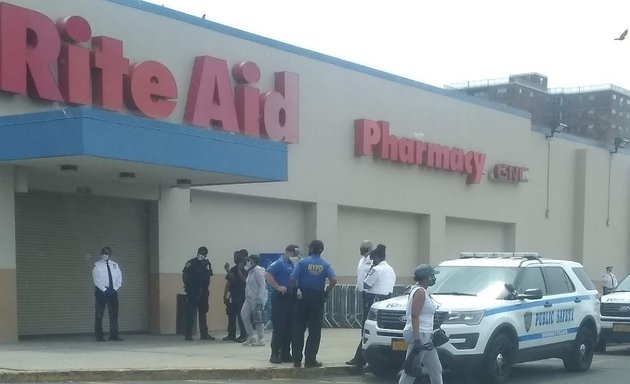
{"left": 96, "top": 337, "right": 106, "bottom": 342}
{"left": 242, "top": 338, "right": 256, "bottom": 346}
{"left": 252, "top": 339, "right": 265, "bottom": 346}
{"left": 184, "top": 336, "right": 194, "bottom": 341}
{"left": 293, "top": 361, "right": 301, "bottom": 368}
{"left": 304, "top": 360, "right": 323, "bottom": 368}
{"left": 269, "top": 354, "right": 282, "bottom": 364}
{"left": 200, "top": 334, "right": 215, "bottom": 341}
{"left": 222, "top": 335, "right": 236, "bottom": 341}
{"left": 234, "top": 335, "right": 247, "bottom": 343}
{"left": 281, "top": 354, "right": 293, "bottom": 363}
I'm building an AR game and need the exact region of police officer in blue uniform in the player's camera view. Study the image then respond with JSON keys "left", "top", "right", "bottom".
{"left": 265, "top": 244, "right": 300, "bottom": 363}
{"left": 182, "top": 246, "right": 215, "bottom": 341}
{"left": 290, "top": 240, "right": 337, "bottom": 368}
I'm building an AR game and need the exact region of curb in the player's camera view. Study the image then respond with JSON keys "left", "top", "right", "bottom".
{"left": 0, "top": 366, "right": 363, "bottom": 383}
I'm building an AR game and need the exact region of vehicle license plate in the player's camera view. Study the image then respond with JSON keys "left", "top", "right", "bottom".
{"left": 391, "top": 339, "right": 408, "bottom": 351}
{"left": 613, "top": 323, "right": 630, "bottom": 332}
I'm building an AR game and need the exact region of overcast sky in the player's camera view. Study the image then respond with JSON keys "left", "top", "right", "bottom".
{"left": 144, "top": 0, "right": 630, "bottom": 91}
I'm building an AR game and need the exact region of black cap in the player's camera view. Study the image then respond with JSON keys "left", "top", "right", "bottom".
{"left": 101, "top": 246, "right": 111, "bottom": 255}
{"left": 197, "top": 246, "right": 208, "bottom": 256}
{"left": 285, "top": 244, "right": 300, "bottom": 253}
{"left": 414, "top": 264, "right": 439, "bottom": 281}
{"left": 248, "top": 254, "right": 259, "bottom": 264}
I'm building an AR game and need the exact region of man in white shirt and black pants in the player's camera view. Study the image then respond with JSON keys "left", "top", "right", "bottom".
{"left": 346, "top": 243, "right": 396, "bottom": 367}
{"left": 92, "top": 246, "right": 123, "bottom": 342}
{"left": 603, "top": 266, "right": 618, "bottom": 295}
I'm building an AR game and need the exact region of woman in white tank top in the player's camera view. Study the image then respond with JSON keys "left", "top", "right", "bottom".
{"left": 398, "top": 264, "right": 443, "bottom": 384}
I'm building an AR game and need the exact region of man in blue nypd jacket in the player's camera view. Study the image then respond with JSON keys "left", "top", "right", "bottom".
{"left": 290, "top": 240, "right": 337, "bottom": 368}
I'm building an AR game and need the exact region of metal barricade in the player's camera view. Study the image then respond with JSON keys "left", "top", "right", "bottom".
{"left": 320, "top": 284, "right": 407, "bottom": 328}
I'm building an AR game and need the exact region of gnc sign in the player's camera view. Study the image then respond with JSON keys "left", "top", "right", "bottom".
{"left": 0, "top": 2, "right": 298, "bottom": 143}
{"left": 355, "top": 119, "right": 486, "bottom": 184}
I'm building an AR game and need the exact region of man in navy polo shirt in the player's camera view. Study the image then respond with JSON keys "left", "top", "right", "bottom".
{"left": 290, "top": 240, "right": 337, "bottom": 368}
{"left": 265, "top": 244, "right": 300, "bottom": 364}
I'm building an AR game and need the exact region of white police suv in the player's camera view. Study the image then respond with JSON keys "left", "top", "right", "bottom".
{"left": 597, "top": 273, "right": 630, "bottom": 351}
{"left": 362, "top": 252, "right": 601, "bottom": 384}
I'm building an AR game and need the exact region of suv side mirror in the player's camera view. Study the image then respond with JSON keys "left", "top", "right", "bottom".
{"left": 516, "top": 288, "right": 543, "bottom": 300}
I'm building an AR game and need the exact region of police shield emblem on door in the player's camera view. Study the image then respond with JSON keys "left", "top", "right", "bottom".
{"left": 524, "top": 311, "right": 533, "bottom": 332}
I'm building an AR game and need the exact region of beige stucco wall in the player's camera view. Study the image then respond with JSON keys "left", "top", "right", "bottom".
{"left": 1, "top": 1, "right": 630, "bottom": 338}
{"left": 0, "top": 166, "right": 17, "bottom": 342}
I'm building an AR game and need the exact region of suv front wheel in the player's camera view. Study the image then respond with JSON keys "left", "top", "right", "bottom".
{"left": 477, "top": 333, "right": 515, "bottom": 384}
{"left": 563, "top": 326, "right": 595, "bottom": 372}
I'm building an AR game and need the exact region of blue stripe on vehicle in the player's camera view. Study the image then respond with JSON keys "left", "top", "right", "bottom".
{"left": 518, "top": 327, "right": 579, "bottom": 342}
{"left": 484, "top": 295, "right": 596, "bottom": 317}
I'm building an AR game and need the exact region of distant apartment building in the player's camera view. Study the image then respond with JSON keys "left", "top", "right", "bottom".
{"left": 447, "top": 73, "right": 630, "bottom": 144}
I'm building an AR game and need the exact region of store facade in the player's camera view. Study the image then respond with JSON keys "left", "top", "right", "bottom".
{"left": 0, "top": 0, "right": 628, "bottom": 342}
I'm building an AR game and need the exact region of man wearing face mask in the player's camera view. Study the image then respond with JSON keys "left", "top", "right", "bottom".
{"left": 92, "top": 246, "right": 123, "bottom": 342}
{"left": 265, "top": 244, "right": 300, "bottom": 363}
{"left": 182, "top": 246, "right": 215, "bottom": 341}
{"left": 347, "top": 243, "right": 396, "bottom": 367}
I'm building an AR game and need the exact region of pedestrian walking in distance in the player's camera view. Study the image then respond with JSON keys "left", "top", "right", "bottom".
{"left": 92, "top": 246, "right": 123, "bottom": 342}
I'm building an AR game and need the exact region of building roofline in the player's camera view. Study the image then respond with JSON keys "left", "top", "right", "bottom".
{"left": 106, "top": 0, "right": 530, "bottom": 120}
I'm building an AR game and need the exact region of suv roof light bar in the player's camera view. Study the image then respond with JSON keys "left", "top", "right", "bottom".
{"left": 459, "top": 252, "right": 540, "bottom": 260}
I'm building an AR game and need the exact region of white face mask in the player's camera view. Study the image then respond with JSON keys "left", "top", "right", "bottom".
{"left": 101, "top": 254, "right": 110, "bottom": 261}
{"left": 245, "top": 261, "right": 253, "bottom": 270}
{"left": 197, "top": 254, "right": 205, "bottom": 261}
{"left": 290, "top": 257, "right": 300, "bottom": 264}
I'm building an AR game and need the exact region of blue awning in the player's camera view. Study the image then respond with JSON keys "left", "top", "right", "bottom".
{"left": 0, "top": 107, "right": 287, "bottom": 186}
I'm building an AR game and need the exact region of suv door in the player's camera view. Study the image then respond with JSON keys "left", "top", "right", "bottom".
{"left": 514, "top": 266, "right": 549, "bottom": 349}
{"left": 541, "top": 266, "right": 577, "bottom": 344}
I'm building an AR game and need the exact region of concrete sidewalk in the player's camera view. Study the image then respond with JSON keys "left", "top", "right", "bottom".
{"left": 0, "top": 328, "right": 363, "bottom": 382}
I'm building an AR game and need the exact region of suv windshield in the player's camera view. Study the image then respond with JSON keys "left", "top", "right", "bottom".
{"left": 614, "top": 275, "right": 630, "bottom": 292}
{"left": 431, "top": 266, "right": 519, "bottom": 299}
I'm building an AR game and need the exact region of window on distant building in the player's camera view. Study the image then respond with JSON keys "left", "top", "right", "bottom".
{"left": 588, "top": 124, "right": 594, "bottom": 129}
{"left": 519, "top": 88, "right": 523, "bottom": 94}
{"left": 589, "top": 95, "right": 595, "bottom": 101}
{"left": 612, "top": 109, "right": 616, "bottom": 114}
{"left": 588, "top": 110, "right": 594, "bottom": 115}
{"left": 497, "top": 88, "right": 507, "bottom": 94}
{"left": 530, "top": 91, "right": 534, "bottom": 97}
{"left": 613, "top": 94, "right": 617, "bottom": 100}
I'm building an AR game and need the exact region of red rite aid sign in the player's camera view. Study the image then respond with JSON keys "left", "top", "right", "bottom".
{"left": 355, "top": 119, "right": 486, "bottom": 184}
{"left": 0, "top": 3, "right": 298, "bottom": 143}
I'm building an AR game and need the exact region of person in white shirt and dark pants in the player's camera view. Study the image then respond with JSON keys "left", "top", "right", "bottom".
{"left": 92, "top": 246, "right": 123, "bottom": 342}
{"left": 347, "top": 243, "right": 396, "bottom": 367}
{"left": 345, "top": 240, "right": 373, "bottom": 366}
{"left": 603, "top": 266, "right": 618, "bottom": 295}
